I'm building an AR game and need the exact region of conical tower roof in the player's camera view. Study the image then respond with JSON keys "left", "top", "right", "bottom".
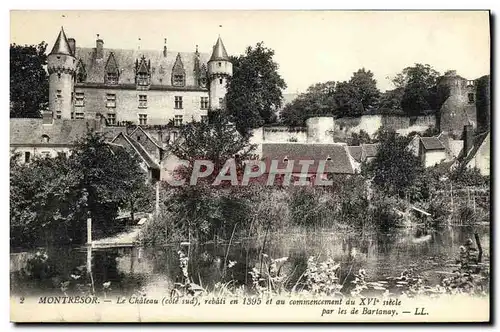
{"left": 209, "top": 36, "right": 229, "bottom": 61}
{"left": 50, "top": 27, "right": 72, "bottom": 56}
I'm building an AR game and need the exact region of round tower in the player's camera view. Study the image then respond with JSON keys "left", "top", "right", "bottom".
{"left": 207, "top": 36, "right": 232, "bottom": 110}
{"left": 47, "top": 27, "right": 76, "bottom": 120}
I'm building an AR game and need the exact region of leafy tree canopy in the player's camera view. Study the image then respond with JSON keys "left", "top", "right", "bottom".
{"left": 225, "top": 42, "right": 287, "bottom": 135}
{"left": 10, "top": 42, "right": 49, "bottom": 118}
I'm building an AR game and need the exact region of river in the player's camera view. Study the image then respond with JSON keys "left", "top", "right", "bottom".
{"left": 10, "top": 225, "right": 490, "bottom": 297}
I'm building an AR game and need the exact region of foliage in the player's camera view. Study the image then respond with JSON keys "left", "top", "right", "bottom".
{"left": 364, "top": 129, "right": 426, "bottom": 199}
{"left": 303, "top": 256, "right": 342, "bottom": 296}
{"left": 347, "top": 130, "right": 372, "bottom": 146}
{"left": 378, "top": 88, "right": 405, "bottom": 113}
{"left": 10, "top": 42, "right": 49, "bottom": 118}
{"left": 475, "top": 75, "right": 490, "bottom": 131}
{"left": 10, "top": 131, "right": 149, "bottom": 247}
{"left": 225, "top": 42, "right": 287, "bottom": 135}
{"left": 280, "top": 81, "right": 336, "bottom": 126}
{"left": 168, "top": 112, "right": 255, "bottom": 183}
{"left": 392, "top": 64, "right": 441, "bottom": 116}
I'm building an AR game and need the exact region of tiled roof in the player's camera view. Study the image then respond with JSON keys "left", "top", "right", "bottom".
{"left": 361, "top": 144, "right": 379, "bottom": 158}
{"left": 10, "top": 119, "right": 101, "bottom": 146}
{"left": 420, "top": 136, "right": 445, "bottom": 151}
{"left": 209, "top": 36, "right": 229, "bottom": 61}
{"left": 347, "top": 146, "right": 362, "bottom": 163}
{"left": 129, "top": 126, "right": 163, "bottom": 149}
{"left": 50, "top": 28, "right": 72, "bottom": 56}
{"left": 261, "top": 143, "right": 356, "bottom": 174}
{"left": 111, "top": 132, "right": 160, "bottom": 170}
{"left": 75, "top": 47, "right": 210, "bottom": 87}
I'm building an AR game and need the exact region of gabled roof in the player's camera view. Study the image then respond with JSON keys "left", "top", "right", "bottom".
{"left": 129, "top": 126, "right": 164, "bottom": 149}
{"left": 172, "top": 53, "right": 185, "bottom": 73}
{"left": 10, "top": 119, "right": 100, "bottom": 146}
{"left": 105, "top": 52, "right": 119, "bottom": 74}
{"left": 347, "top": 146, "right": 363, "bottom": 163}
{"left": 50, "top": 27, "right": 73, "bottom": 56}
{"left": 111, "top": 132, "right": 160, "bottom": 170}
{"left": 420, "top": 136, "right": 446, "bottom": 151}
{"left": 261, "top": 143, "right": 357, "bottom": 174}
{"left": 461, "top": 131, "right": 490, "bottom": 168}
{"left": 209, "top": 36, "right": 229, "bottom": 62}
{"left": 74, "top": 47, "right": 210, "bottom": 87}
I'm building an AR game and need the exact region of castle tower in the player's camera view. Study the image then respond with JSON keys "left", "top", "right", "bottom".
{"left": 47, "top": 27, "right": 76, "bottom": 119}
{"left": 207, "top": 36, "right": 232, "bottom": 110}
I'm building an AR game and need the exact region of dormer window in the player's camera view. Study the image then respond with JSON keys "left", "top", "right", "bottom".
{"left": 41, "top": 135, "right": 50, "bottom": 143}
{"left": 106, "top": 72, "right": 118, "bottom": 85}
{"left": 137, "top": 73, "right": 149, "bottom": 86}
{"left": 200, "top": 77, "right": 207, "bottom": 87}
{"left": 283, "top": 156, "right": 289, "bottom": 163}
{"left": 173, "top": 74, "right": 185, "bottom": 87}
{"left": 326, "top": 155, "right": 332, "bottom": 161}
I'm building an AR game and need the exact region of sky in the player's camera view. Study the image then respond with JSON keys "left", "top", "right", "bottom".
{"left": 10, "top": 10, "right": 490, "bottom": 93}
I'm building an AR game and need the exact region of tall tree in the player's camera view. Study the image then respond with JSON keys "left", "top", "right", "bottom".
{"left": 348, "top": 68, "right": 380, "bottom": 112}
{"left": 168, "top": 113, "right": 255, "bottom": 183}
{"left": 363, "top": 129, "right": 426, "bottom": 200}
{"left": 225, "top": 42, "right": 287, "bottom": 135}
{"left": 10, "top": 42, "right": 49, "bottom": 118}
{"left": 393, "top": 63, "right": 440, "bottom": 116}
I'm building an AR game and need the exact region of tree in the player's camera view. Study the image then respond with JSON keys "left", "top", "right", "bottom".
{"left": 364, "top": 129, "right": 426, "bottom": 199}
{"left": 378, "top": 88, "right": 404, "bottom": 113}
{"left": 393, "top": 64, "right": 440, "bottom": 116}
{"left": 280, "top": 81, "right": 336, "bottom": 126}
{"left": 348, "top": 130, "right": 372, "bottom": 146}
{"left": 10, "top": 130, "right": 149, "bottom": 247}
{"left": 168, "top": 113, "right": 255, "bottom": 183}
{"left": 334, "top": 68, "right": 380, "bottom": 117}
{"left": 225, "top": 42, "right": 287, "bottom": 135}
{"left": 10, "top": 42, "right": 49, "bottom": 118}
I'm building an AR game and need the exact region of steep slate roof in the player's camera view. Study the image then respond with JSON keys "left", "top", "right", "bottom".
{"left": 460, "top": 131, "right": 490, "bottom": 168}
{"left": 420, "top": 136, "right": 446, "bottom": 151}
{"left": 50, "top": 28, "right": 73, "bottom": 56}
{"left": 10, "top": 119, "right": 100, "bottom": 146}
{"left": 111, "top": 132, "right": 160, "bottom": 170}
{"left": 209, "top": 36, "right": 229, "bottom": 61}
{"left": 74, "top": 47, "right": 210, "bottom": 87}
{"left": 129, "top": 126, "right": 164, "bottom": 149}
{"left": 347, "top": 146, "right": 363, "bottom": 163}
{"left": 261, "top": 143, "right": 357, "bottom": 174}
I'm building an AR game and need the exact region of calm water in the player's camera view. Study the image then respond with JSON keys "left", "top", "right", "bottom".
{"left": 10, "top": 226, "right": 490, "bottom": 297}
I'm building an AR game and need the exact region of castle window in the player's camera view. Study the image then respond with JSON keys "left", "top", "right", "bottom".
{"left": 467, "top": 80, "right": 475, "bottom": 87}
{"left": 200, "top": 97, "right": 209, "bottom": 109}
{"left": 326, "top": 155, "right": 332, "bottom": 161}
{"left": 173, "top": 74, "right": 185, "bottom": 87}
{"left": 468, "top": 93, "right": 475, "bottom": 104}
{"left": 107, "top": 113, "right": 116, "bottom": 125}
{"left": 139, "top": 114, "right": 148, "bottom": 125}
{"left": 75, "top": 112, "right": 84, "bottom": 119}
{"left": 24, "top": 152, "right": 31, "bottom": 163}
{"left": 106, "top": 93, "right": 116, "bottom": 108}
{"left": 42, "top": 135, "right": 50, "bottom": 143}
{"left": 106, "top": 72, "right": 119, "bottom": 85}
{"left": 75, "top": 92, "right": 85, "bottom": 107}
{"left": 174, "top": 115, "right": 183, "bottom": 127}
{"left": 218, "top": 62, "right": 221, "bottom": 67}
{"left": 219, "top": 78, "right": 223, "bottom": 84}
{"left": 174, "top": 96, "right": 183, "bottom": 109}
{"left": 283, "top": 156, "right": 289, "bottom": 163}
{"left": 137, "top": 73, "right": 149, "bottom": 87}
{"left": 138, "top": 95, "right": 147, "bottom": 109}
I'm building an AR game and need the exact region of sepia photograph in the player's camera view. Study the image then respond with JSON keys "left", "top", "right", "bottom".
{"left": 8, "top": 9, "right": 491, "bottom": 323}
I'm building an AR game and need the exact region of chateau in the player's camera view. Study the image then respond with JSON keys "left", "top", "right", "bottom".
{"left": 10, "top": 27, "right": 491, "bottom": 180}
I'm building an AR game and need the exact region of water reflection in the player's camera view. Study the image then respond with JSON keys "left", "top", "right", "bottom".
{"left": 10, "top": 225, "right": 489, "bottom": 296}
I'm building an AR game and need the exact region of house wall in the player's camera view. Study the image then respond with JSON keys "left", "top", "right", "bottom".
{"left": 74, "top": 87, "right": 209, "bottom": 125}
{"left": 10, "top": 146, "right": 72, "bottom": 163}
{"left": 467, "top": 134, "right": 490, "bottom": 176}
{"left": 423, "top": 150, "right": 447, "bottom": 168}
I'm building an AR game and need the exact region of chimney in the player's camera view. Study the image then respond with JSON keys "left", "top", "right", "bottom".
{"left": 157, "top": 130, "right": 163, "bottom": 144}
{"left": 163, "top": 38, "right": 167, "bottom": 57}
{"left": 67, "top": 38, "right": 76, "bottom": 56}
{"left": 463, "top": 124, "right": 474, "bottom": 155}
{"left": 42, "top": 111, "right": 53, "bottom": 125}
{"left": 96, "top": 34, "right": 104, "bottom": 60}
